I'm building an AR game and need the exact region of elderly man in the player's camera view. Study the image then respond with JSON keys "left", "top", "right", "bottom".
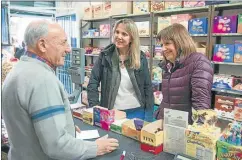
{"left": 2, "top": 20, "right": 119, "bottom": 160}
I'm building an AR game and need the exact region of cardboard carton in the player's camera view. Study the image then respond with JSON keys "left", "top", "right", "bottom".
{"left": 111, "top": 2, "right": 132, "bottom": 16}
{"left": 133, "top": 2, "right": 150, "bottom": 14}
{"left": 83, "top": 6, "right": 93, "bottom": 19}
{"left": 93, "top": 4, "right": 103, "bottom": 19}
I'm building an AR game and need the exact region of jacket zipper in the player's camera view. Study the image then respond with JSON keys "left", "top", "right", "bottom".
{"left": 168, "top": 72, "right": 172, "bottom": 108}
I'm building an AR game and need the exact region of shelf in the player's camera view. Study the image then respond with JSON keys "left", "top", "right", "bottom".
{"left": 82, "top": 17, "right": 110, "bottom": 22}
{"left": 215, "top": 3, "right": 242, "bottom": 10}
{"left": 212, "top": 88, "right": 242, "bottom": 96}
{"left": 217, "top": 116, "right": 234, "bottom": 122}
{"left": 112, "top": 12, "right": 150, "bottom": 19}
{"left": 139, "top": 35, "right": 151, "bottom": 38}
{"left": 82, "top": 36, "right": 109, "bottom": 39}
{"left": 190, "top": 34, "right": 208, "bottom": 37}
{"left": 154, "top": 6, "right": 209, "bottom": 16}
{"left": 85, "top": 54, "right": 99, "bottom": 57}
{"left": 211, "top": 61, "right": 242, "bottom": 66}
{"left": 212, "top": 33, "right": 242, "bottom": 37}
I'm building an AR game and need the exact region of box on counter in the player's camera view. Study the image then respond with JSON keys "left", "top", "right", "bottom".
{"left": 213, "top": 15, "right": 238, "bottom": 33}
{"left": 133, "top": 2, "right": 150, "bottom": 14}
{"left": 110, "top": 118, "right": 129, "bottom": 134}
{"left": 99, "top": 24, "right": 110, "bottom": 37}
{"left": 233, "top": 77, "right": 242, "bottom": 91}
{"left": 237, "top": 14, "right": 242, "bottom": 33}
{"left": 234, "top": 43, "right": 242, "bottom": 63}
{"left": 135, "top": 21, "right": 150, "bottom": 36}
{"left": 157, "top": 16, "right": 171, "bottom": 33}
{"left": 93, "top": 106, "right": 115, "bottom": 130}
{"left": 234, "top": 98, "right": 242, "bottom": 121}
{"left": 150, "top": 1, "right": 165, "bottom": 12}
{"left": 164, "top": 2, "right": 182, "bottom": 10}
{"left": 111, "top": 2, "right": 132, "bottom": 16}
{"left": 122, "top": 119, "right": 149, "bottom": 141}
{"left": 213, "top": 44, "right": 235, "bottom": 63}
{"left": 217, "top": 140, "right": 242, "bottom": 160}
{"left": 189, "top": 17, "right": 208, "bottom": 34}
{"left": 171, "top": 14, "right": 193, "bottom": 30}
{"left": 82, "top": 108, "right": 94, "bottom": 125}
{"left": 72, "top": 105, "right": 86, "bottom": 120}
{"left": 214, "top": 95, "right": 235, "bottom": 119}
{"left": 83, "top": 6, "right": 93, "bottom": 19}
{"left": 140, "top": 143, "right": 163, "bottom": 155}
{"left": 103, "top": 1, "right": 111, "bottom": 17}
{"left": 93, "top": 4, "right": 103, "bottom": 19}
{"left": 213, "top": 74, "right": 234, "bottom": 90}
{"left": 183, "top": 1, "right": 205, "bottom": 8}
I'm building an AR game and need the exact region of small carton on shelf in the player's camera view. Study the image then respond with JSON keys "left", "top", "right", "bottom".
{"left": 93, "top": 4, "right": 103, "bottom": 19}
{"left": 234, "top": 98, "right": 242, "bottom": 121}
{"left": 157, "top": 16, "right": 171, "bottom": 33}
{"left": 183, "top": 1, "right": 205, "bottom": 8}
{"left": 214, "top": 95, "right": 235, "bottom": 119}
{"left": 188, "top": 17, "right": 208, "bottom": 34}
{"left": 171, "top": 14, "right": 193, "bottom": 30}
{"left": 140, "top": 120, "right": 163, "bottom": 154}
{"left": 234, "top": 43, "right": 242, "bottom": 63}
{"left": 150, "top": 1, "right": 165, "bottom": 12}
{"left": 233, "top": 77, "right": 242, "bottom": 91}
{"left": 164, "top": 2, "right": 182, "bottom": 10}
{"left": 93, "top": 106, "right": 115, "bottom": 130}
{"left": 135, "top": 21, "right": 150, "bottom": 36}
{"left": 212, "top": 74, "right": 234, "bottom": 90}
{"left": 83, "top": 6, "right": 93, "bottom": 19}
{"left": 122, "top": 119, "right": 149, "bottom": 141}
{"left": 111, "top": 2, "right": 132, "bottom": 16}
{"left": 99, "top": 24, "right": 110, "bottom": 37}
{"left": 213, "top": 44, "right": 235, "bottom": 63}
{"left": 213, "top": 15, "right": 238, "bottom": 33}
{"left": 82, "top": 108, "right": 94, "bottom": 125}
{"left": 133, "top": 2, "right": 150, "bottom": 14}
{"left": 103, "top": 1, "right": 111, "bottom": 17}
{"left": 237, "top": 14, "right": 242, "bottom": 33}
{"left": 217, "top": 140, "right": 242, "bottom": 160}
{"left": 110, "top": 118, "right": 129, "bottom": 134}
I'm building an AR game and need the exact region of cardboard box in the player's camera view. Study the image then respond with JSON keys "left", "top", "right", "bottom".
{"left": 140, "top": 143, "right": 163, "bottom": 155}
{"left": 133, "top": 2, "right": 150, "bottom": 14}
{"left": 157, "top": 16, "right": 171, "bottom": 33}
{"left": 72, "top": 106, "right": 86, "bottom": 120}
{"left": 83, "top": 6, "right": 93, "bottom": 19}
{"left": 111, "top": 2, "right": 132, "bottom": 16}
{"left": 217, "top": 140, "right": 242, "bottom": 160}
{"left": 171, "top": 14, "right": 193, "bottom": 30}
{"left": 110, "top": 118, "right": 129, "bottom": 134}
{"left": 214, "top": 95, "right": 235, "bottom": 119}
{"left": 99, "top": 24, "right": 110, "bottom": 37}
{"left": 213, "top": 15, "right": 238, "bottom": 33}
{"left": 234, "top": 43, "right": 242, "bottom": 63}
{"left": 150, "top": 1, "right": 165, "bottom": 12}
{"left": 135, "top": 21, "right": 150, "bottom": 36}
{"left": 103, "top": 1, "right": 111, "bottom": 17}
{"left": 213, "top": 44, "right": 235, "bottom": 63}
{"left": 93, "top": 106, "right": 115, "bottom": 130}
{"left": 234, "top": 98, "right": 242, "bottom": 121}
{"left": 183, "top": 1, "right": 205, "bottom": 8}
{"left": 82, "top": 108, "right": 94, "bottom": 125}
{"left": 212, "top": 74, "right": 234, "bottom": 90}
{"left": 237, "top": 14, "right": 242, "bottom": 33}
{"left": 189, "top": 18, "right": 208, "bottom": 34}
{"left": 164, "top": 2, "right": 182, "bottom": 10}
{"left": 122, "top": 119, "right": 149, "bottom": 141}
{"left": 93, "top": 4, "right": 103, "bottom": 19}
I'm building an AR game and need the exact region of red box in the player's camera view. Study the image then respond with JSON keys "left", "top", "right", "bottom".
{"left": 140, "top": 143, "right": 163, "bottom": 155}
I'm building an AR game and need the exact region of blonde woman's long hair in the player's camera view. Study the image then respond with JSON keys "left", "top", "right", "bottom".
{"left": 157, "top": 23, "right": 197, "bottom": 58}
{"left": 113, "top": 19, "right": 141, "bottom": 69}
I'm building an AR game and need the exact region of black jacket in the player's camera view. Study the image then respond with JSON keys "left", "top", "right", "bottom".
{"left": 87, "top": 44, "right": 154, "bottom": 110}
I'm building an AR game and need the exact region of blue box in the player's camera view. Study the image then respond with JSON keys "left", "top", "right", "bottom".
{"left": 234, "top": 43, "right": 242, "bottom": 63}
{"left": 93, "top": 107, "right": 101, "bottom": 127}
{"left": 213, "top": 44, "right": 235, "bottom": 63}
{"left": 188, "top": 18, "right": 208, "bottom": 34}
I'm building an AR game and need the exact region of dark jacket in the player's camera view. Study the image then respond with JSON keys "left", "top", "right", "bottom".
{"left": 155, "top": 53, "right": 213, "bottom": 124}
{"left": 87, "top": 44, "right": 154, "bottom": 110}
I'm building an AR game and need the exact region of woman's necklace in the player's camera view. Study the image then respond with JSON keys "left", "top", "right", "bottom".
{"left": 119, "top": 54, "right": 127, "bottom": 69}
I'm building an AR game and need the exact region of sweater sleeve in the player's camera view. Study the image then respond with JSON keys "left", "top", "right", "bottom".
{"left": 28, "top": 76, "right": 97, "bottom": 160}
{"left": 191, "top": 59, "right": 213, "bottom": 110}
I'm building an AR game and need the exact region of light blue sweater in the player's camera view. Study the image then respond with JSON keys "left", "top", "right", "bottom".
{"left": 2, "top": 55, "right": 97, "bottom": 160}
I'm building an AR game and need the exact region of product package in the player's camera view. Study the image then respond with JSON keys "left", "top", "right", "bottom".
{"left": 188, "top": 17, "right": 208, "bottom": 34}
{"left": 213, "top": 15, "right": 238, "bottom": 33}
{"left": 213, "top": 44, "right": 235, "bottom": 62}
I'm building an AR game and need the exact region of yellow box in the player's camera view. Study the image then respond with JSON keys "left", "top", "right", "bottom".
{"left": 141, "top": 120, "right": 163, "bottom": 147}
{"left": 83, "top": 6, "right": 93, "bottom": 19}
{"left": 93, "top": 4, "right": 103, "bottom": 19}
{"left": 133, "top": 2, "right": 150, "bottom": 14}
{"left": 111, "top": 2, "right": 132, "bottom": 16}
{"left": 82, "top": 108, "right": 94, "bottom": 125}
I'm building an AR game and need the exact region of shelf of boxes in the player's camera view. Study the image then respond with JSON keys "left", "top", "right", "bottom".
{"left": 212, "top": 88, "right": 242, "bottom": 96}
{"left": 212, "top": 33, "right": 242, "bottom": 37}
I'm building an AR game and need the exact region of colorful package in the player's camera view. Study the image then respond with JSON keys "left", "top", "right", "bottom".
{"left": 213, "top": 74, "right": 234, "bottom": 90}
{"left": 213, "top": 16, "right": 238, "bottom": 33}
{"left": 214, "top": 95, "right": 235, "bottom": 119}
{"left": 234, "top": 43, "right": 242, "bottom": 63}
{"left": 217, "top": 140, "right": 242, "bottom": 160}
{"left": 189, "top": 17, "right": 208, "bottom": 34}
{"left": 150, "top": 1, "right": 165, "bottom": 12}
{"left": 213, "top": 44, "right": 235, "bottom": 62}
{"left": 99, "top": 24, "right": 110, "bottom": 37}
{"left": 237, "top": 14, "right": 242, "bottom": 33}
{"left": 234, "top": 98, "right": 242, "bottom": 121}
{"left": 133, "top": 2, "right": 150, "bottom": 14}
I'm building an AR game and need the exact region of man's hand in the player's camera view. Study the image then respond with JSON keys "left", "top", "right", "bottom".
{"left": 95, "top": 136, "right": 119, "bottom": 156}
{"left": 75, "top": 125, "right": 81, "bottom": 133}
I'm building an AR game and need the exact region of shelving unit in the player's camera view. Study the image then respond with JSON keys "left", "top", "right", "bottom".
{"left": 212, "top": 88, "right": 242, "bottom": 96}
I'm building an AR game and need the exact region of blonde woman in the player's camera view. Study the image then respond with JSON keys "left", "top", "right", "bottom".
{"left": 87, "top": 19, "right": 154, "bottom": 120}
{"left": 155, "top": 23, "right": 213, "bottom": 124}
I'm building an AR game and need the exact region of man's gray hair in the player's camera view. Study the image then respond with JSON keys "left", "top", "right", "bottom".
{"left": 24, "top": 20, "right": 50, "bottom": 48}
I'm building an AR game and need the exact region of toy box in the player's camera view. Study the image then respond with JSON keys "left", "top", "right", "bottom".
{"left": 110, "top": 118, "right": 129, "bottom": 134}
{"left": 103, "top": 1, "right": 111, "bottom": 17}
{"left": 212, "top": 74, "right": 234, "bottom": 90}
{"left": 111, "top": 2, "right": 132, "bottom": 16}
{"left": 93, "top": 106, "right": 115, "bottom": 130}
{"left": 233, "top": 77, "right": 242, "bottom": 91}
{"left": 217, "top": 140, "right": 242, "bottom": 160}
{"left": 234, "top": 43, "right": 242, "bottom": 63}
{"left": 83, "top": 6, "right": 93, "bottom": 19}
{"left": 164, "top": 2, "right": 182, "bottom": 10}
{"left": 213, "top": 16, "right": 238, "bottom": 33}
{"left": 135, "top": 21, "right": 150, "bottom": 36}
{"left": 133, "top": 2, "right": 150, "bottom": 14}
{"left": 150, "top": 1, "right": 165, "bottom": 12}
{"left": 82, "top": 108, "right": 94, "bottom": 125}
{"left": 122, "top": 119, "right": 149, "bottom": 141}
{"left": 93, "top": 4, "right": 103, "bottom": 19}
{"left": 99, "top": 24, "right": 110, "bottom": 37}
{"left": 214, "top": 95, "right": 235, "bottom": 119}
{"left": 237, "top": 14, "right": 242, "bottom": 33}
{"left": 213, "top": 44, "right": 235, "bottom": 63}
{"left": 183, "top": 1, "right": 205, "bottom": 8}
{"left": 188, "top": 18, "right": 208, "bottom": 34}
{"left": 157, "top": 16, "right": 171, "bottom": 33}
{"left": 234, "top": 98, "right": 242, "bottom": 121}
{"left": 171, "top": 14, "right": 193, "bottom": 30}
